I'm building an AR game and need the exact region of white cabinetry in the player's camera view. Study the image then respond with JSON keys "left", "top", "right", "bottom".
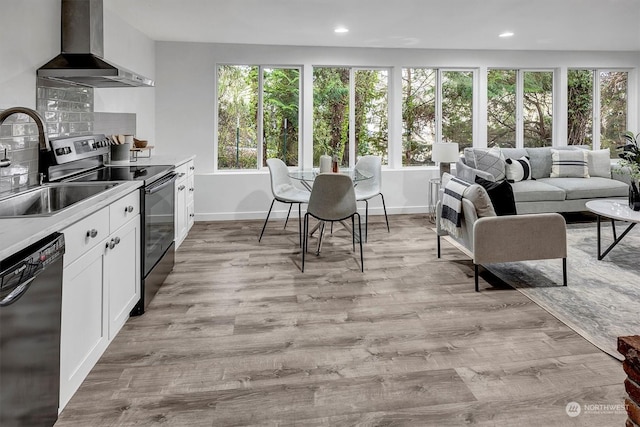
{"left": 59, "top": 190, "right": 140, "bottom": 410}
{"left": 175, "top": 159, "right": 195, "bottom": 248}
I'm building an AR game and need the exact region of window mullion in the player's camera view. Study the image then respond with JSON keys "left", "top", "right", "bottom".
{"left": 257, "top": 66, "right": 264, "bottom": 169}
{"left": 593, "top": 70, "right": 601, "bottom": 150}
{"left": 435, "top": 69, "right": 442, "bottom": 142}
{"left": 515, "top": 70, "right": 524, "bottom": 149}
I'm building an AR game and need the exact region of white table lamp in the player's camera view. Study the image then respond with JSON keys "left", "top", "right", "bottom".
{"left": 432, "top": 142, "right": 459, "bottom": 177}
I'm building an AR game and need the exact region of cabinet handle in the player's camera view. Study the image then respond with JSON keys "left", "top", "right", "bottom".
{"left": 125, "top": 205, "right": 134, "bottom": 213}
{"left": 189, "top": 166, "right": 195, "bottom": 170}
{"left": 86, "top": 229, "right": 98, "bottom": 238}
{"left": 178, "top": 185, "right": 186, "bottom": 191}
{"left": 189, "top": 187, "right": 194, "bottom": 192}
{"left": 106, "top": 237, "right": 121, "bottom": 250}
{"left": 189, "top": 213, "right": 195, "bottom": 217}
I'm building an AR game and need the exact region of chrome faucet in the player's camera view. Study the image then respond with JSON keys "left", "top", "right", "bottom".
{"left": 0, "top": 107, "right": 49, "bottom": 169}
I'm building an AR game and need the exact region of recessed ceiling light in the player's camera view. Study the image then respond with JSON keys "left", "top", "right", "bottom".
{"left": 499, "top": 31, "right": 514, "bottom": 38}
{"left": 335, "top": 27, "right": 349, "bottom": 34}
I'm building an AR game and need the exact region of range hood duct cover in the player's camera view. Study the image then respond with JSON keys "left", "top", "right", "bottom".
{"left": 38, "top": 0, "right": 154, "bottom": 88}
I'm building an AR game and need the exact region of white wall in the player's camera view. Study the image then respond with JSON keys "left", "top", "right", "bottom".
{"left": 94, "top": 6, "right": 156, "bottom": 142}
{"left": 0, "top": 0, "right": 59, "bottom": 110}
{"left": 0, "top": 0, "right": 156, "bottom": 141}
{"left": 154, "top": 41, "right": 640, "bottom": 221}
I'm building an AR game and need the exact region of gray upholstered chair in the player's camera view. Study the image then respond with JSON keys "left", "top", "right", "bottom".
{"left": 472, "top": 213, "right": 567, "bottom": 292}
{"left": 302, "top": 173, "right": 363, "bottom": 272}
{"left": 354, "top": 155, "right": 389, "bottom": 242}
{"left": 259, "top": 158, "right": 310, "bottom": 246}
{"left": 436, "top": 187, "right": 568, "bottom": 291}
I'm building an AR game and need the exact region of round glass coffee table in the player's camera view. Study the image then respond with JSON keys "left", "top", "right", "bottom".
{"left": 585, "top": 198, "right": 640, "bottom": 260}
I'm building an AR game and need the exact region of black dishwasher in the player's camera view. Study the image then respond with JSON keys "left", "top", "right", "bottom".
{"left": 0, "top": 233, "right": 65, "bottom": 427}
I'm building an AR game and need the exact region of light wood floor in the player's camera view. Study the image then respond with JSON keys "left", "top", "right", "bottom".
{"left": 55, "top": 214, "right": 626, "bottom": 426}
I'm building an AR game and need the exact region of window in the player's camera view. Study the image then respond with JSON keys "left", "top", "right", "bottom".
{"left": 313, "top": 67, "right": 350, "bottom": 167}
{"left": 217, "top": 65, "right": 301, "bottom": 169}
{"left": 487, "top": 69, "right": 516, "bottom": 148}
{"left": 402, "top": 69, "right": 474, "bottom": 165}
{"left": 523, "top": 71, "right": 553, "bottom": 147}
{"left": 313, "top": 67, "right": 390, "bottom": 167}
{"left": 263, "top": 67, "right": 300, "bottom": 166}
{"left": 567, "top": 69, "right": 594, "bottom": 147}
{"left": 354, "top": 69, "right": 388, "bottom": 162}
{"left": 402, "top": 68, "right": 436, "bottom": 166}
{"left": 600, "top": 71, "right": 628, "bottom": 156}
{"left": 442, "top": 70, "right": 474, "bottom": 152}
{"left": 487, "top": 69, "right": 553, "bottom": 148}
{"left": 217, "top": 65, "right": 258, "bottom": 169}
{"left": 567, "top": 69, "right": 628, "bottom": 156}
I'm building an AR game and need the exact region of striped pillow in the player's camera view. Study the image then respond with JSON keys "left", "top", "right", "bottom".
{"left": 550, "top": 149, "right": 589, "bottom": 178}
{"left": 505, "top": 156, "right": 534, "bottom": 182}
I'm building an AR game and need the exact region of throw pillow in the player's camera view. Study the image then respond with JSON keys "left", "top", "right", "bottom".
{"left": 505, "top": 156, "right": 535, "bottom": 182}
{"left": 463, "top": 183, "right": 496, "bottom": 217}
{"left": 472, "top": 147, "right": 506, "bottom": 181}
{"left": 587, "top": 149, "right": 612, "bottom": 178}
{"left": 475, "top": 176, "right": 517, "bottom": 216}
{"left": 550, "top": 149, "right": 590, "bottom": 178}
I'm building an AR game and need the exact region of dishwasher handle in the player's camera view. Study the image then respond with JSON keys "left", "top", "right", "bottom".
{"left": 0, "top": 276, "right": 35, "bottom": 307}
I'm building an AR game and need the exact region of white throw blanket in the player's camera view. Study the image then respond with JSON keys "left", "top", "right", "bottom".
{"left": 440, "top": 176, "right": 470, "bottom": 237}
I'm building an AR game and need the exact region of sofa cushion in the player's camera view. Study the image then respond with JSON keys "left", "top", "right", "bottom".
{"left": 510, "top": 179, "right": 567, "bottom": 202}
{"left": 537, "top": 177, "right": 629, "bottom": 200}
{"left": 475, "top": 176, "right": 517, "bottom": 215}
{"left": 551, "top": 149, "right": 589, "bottom": 178}
{"left": 587, "top": 149, "right": 612, "bottom": 178}
{"left": 525, "top": 147, "right": 552, "bottom": 179}
{"left": 463, "top": 184, "right": 496, "bottom": 217}
{"left": 505, "top": 156, "right": 534, "bottom": 182}
{"left": 472, "top": 147, "right": 506, "bottom": 181}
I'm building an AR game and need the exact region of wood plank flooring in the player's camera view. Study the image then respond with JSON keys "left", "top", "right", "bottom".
{"left": 54, "top": 215, "right": 626, "bottom": 426}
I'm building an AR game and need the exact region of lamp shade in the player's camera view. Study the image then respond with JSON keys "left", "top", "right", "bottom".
{"left": 431, "top": 142, "right": 460, "bottom": 163}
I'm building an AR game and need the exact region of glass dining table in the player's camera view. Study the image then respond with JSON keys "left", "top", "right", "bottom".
{"left": 288, "top": 168, "right": 372, "bottom": 191}
{"left": 288, "top": 168, "right": 372, "bottom": 254}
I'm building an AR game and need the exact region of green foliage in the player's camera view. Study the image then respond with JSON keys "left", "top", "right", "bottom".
{"left": 487, "top": 69, "right": 516, "bottom": 147}
{"left": 567, "top": 70, "right": 593, "bottom": 146}
{"left": 313, "top": 68, "right": 350, "bottom": 165}
{"left": 617, "top": 131, "right": 640, "bottom": 180}
{"left": 402, "top": 68, "right": 436, "bottom": 166}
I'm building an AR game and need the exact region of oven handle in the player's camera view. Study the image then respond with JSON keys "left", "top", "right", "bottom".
{"left": 145, "top": 172, "right": 178, "bottom": 194}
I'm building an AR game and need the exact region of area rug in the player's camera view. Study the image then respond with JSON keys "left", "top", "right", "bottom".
{"left": 481, "top": 222, "right": 640, "bottom": 361}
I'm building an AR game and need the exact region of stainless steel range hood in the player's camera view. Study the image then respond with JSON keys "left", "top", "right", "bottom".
{"left": 37, "top": 0, "right": 154, "bottom": 88}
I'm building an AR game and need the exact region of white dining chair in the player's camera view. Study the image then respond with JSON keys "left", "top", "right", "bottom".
{"left": 302, "top": 173, "right": 363, "bottom": 272}
{"left": 354, "top": 155, "right": 389, "bottom": 242}
{"left": 259, "top": 158, "right": 310, "bottom": 246}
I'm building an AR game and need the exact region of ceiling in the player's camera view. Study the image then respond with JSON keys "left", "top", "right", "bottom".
{"left": 106, "top": 0, "right": 640, "bottom": 52}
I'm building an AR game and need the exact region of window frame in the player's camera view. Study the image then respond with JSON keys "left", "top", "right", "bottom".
{"left": 215, "top": 63, "right": 302, "bottom": 171}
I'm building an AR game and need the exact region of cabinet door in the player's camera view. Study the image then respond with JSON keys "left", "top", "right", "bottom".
{"left": 60, "top": 242, "right": 108, "bottom": 410}
{"left": 175, "top": 177, "right": 188, "bottom": 248}
{"left": 187, "top": 172, "right": 195, "bottom": 231}
{"left": 105, "top": 216, "right": 141, "bottom": 340}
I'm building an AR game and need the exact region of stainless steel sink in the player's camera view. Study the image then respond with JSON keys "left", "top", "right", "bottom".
{"left": 0, "top": 183, "right": 120, "bottom": 217}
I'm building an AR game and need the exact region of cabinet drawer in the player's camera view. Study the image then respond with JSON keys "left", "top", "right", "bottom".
{"left": 110, "top": 190, "right": 140, "bottom": 231}
{"left": 63, "top": 207, "right": 109, "bottom": 266}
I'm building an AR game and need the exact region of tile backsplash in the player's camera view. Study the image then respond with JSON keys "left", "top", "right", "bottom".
{"left": 1, "top": 79, "right": 137, "bottom": 197}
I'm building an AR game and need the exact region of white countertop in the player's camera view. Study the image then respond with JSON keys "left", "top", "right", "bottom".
{"left": 114, "top": 154, "right": 196, "bottom": 168}
{"left": 0, "top": 181, "right": 142, "bottom": 261}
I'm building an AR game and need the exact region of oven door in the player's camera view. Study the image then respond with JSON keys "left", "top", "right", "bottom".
{"left": 144, "top": 172, "right": 177, "bottom": 277}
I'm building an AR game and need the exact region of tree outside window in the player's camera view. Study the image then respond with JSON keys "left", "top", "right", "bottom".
{"left": 402, "top": 68, "right": 436, "bottom": 166}
{"left": 217, "top": 65, "right": 258, "bottom": 169}
{"left": 442, "top": 71, "right": 474, "bottom": 153}
{"left": 567, "top": 70, "right": 628, "bottom": 157}
{"left": 354, "top": 69, "right": 388, "bottom": 163}
{"left": 313, "top": 67, "right": 350, "bottom": 167}
{"left": 263, "top": 67, "right": 300, "bottom": 166}
{"left": 523, "top": 71, "right": 553, "bottom": 148}
{"left": 487, "top": 69, "right": 516, "bottom": 148}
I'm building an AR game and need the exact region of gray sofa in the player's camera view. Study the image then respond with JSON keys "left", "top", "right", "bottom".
{"left": 455, "top": 146, "right": 629, "bottom": 214}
